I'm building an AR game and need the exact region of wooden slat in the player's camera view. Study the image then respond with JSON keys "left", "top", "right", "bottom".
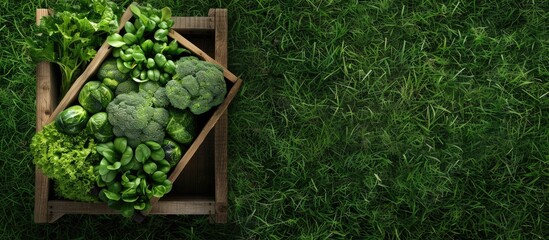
{"left": 48, "top": 198, "right": 215, "bottom": 215}
{"left": 171, "top": 16, "right": 214, "bottom": 33}
{"left": 211, "top": 8, "right": 229, "bottom": 224}
{"left": 152, "top": 199, "right": 215, "bottom": 215}
{"left": 34, "top": 8, "right": 55, "bottom": 224}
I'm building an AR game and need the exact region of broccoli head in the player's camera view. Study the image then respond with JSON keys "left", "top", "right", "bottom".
{"left": 106, "top": 91, "right": 169, "bottom": 147}
{"left": 139, "top": 81, "right": 169, "bottom": 107}
{"left": 115, "top": 80, "right": 138, "bottom": 95}
{"left": 165, "top": 56, "right": 227, "bottom": 115}
{"left": 97, "top": 58, "right": 129, "bottom": 83}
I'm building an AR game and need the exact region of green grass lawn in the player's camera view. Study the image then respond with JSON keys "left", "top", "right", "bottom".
{"left": 1, "top": 0, "right": 548, "bottom": 239}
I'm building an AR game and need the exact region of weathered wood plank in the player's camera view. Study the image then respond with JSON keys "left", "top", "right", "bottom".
{"left": 48, "top": 198, "right": 215, "bottom": 215}
{"left": 171, "top": 16, "right": 214, "bottom": 33}
{"left": 211, "top": 8, "right": 229, "bottom": 224}
{"left": 34, "top": 8, "right": 55, "bottom": 224}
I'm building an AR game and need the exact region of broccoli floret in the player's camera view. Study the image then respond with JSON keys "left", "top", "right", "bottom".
{"left": 115, "top": 80, "right": 139, "bottom": 95}
{"left": 165, "top": 56, "right": 227, "bottom": 115}
{"left": 97, "top": 58, "right": 129, "bottom": 83}
{"left": 139, "top": 81, "right": 169, "bottom": 107}
{"left": 106, "top": 91, "right": 169, "bottom": 147}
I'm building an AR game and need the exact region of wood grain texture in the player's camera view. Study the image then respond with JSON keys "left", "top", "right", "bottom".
{"left": 48, "top": 198, "right": 215, "bottom": 215}
{"left": 34, "top": 8, "right": 54, "bottom": 224}
{"left": 172, "top": 16, "right": 214, "bottom": 33}
{"left": 211, "top": 8, "right": 229, "bottom": 224}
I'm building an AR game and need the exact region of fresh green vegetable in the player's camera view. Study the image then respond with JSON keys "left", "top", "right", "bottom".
{"left": 106, "top": 91, "right": 169, "bottom": 147}
{"left": 123, "top": 32, "right": 138, "bottom": 45}
{"left": 153, "top": 42, "right": 167, "bottom": 54}
{"left": 102, "top": 77, "right": 119, "bottom": 90}
{"left": 154, "top": 29, "right": 169, "bottom": 42}
{"left": 86, "top": 112, "right": 114, "bottom": 142}
{"left": 31, "top": 123, "right": 99, "bottom": 202}
{"left": 129, "top": 4, "right": 174, "bottom": 32}
{"left": 94, "top": 137, "right": 172, "bottom": 217}
{"left": 107, "top": 33, "right": 126, "bottom": 48}
{"left": 78, "top": 81, "right": 114, "bottom": 113}
{"left": 162, "top": 138, "right": 183, "bottom": 167}
{"left": 166, "top": 109, "right": 196, "bottom": 144}
{"left": 163, "top": 60, "right": 176, "bottom": 74}
{"left": 146, "top": 58, "right": 156, "bottom": 69}
{"left": 154, "top": 53, "right": 167, "bottom": 68}
{"left": 141, "top": 40, "right": 154, "bottom": 54}
{"left": 55, "top": 105, "right": 90, "bottom": 135}
{"left": 165, "top": 56, "right": 227, "bottom": 114}
{"left": 106, "top": 4, "right": 184, "bottom": 84}
{"left": 115, "top": 80, "right": 139, "bottom": 95}
{"left": 124, "top": 21, "right": 136, "bottom": 34}
{"left": 26, "top": 0, "right": 121, "bottom": 96}
{"left": 139, "top": 81, "right": 169, "bottom": 107}
{"left": 97, "top": 58, "right": 129, "bottom": 83}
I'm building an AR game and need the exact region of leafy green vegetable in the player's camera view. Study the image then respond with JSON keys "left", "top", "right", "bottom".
{"left": 102, "top": 78, "right": 119, "bottom": 90}
{"left": 94, "top": 137, "right": 173, "bottom": 217}
{"left": 55, "top": 105, "right": 90, "bottom": 135}
{"left": 166, "top": 108, "right": 196, "bottom": 144}
{"left": 79, "top": 81, "right": 114, "bottom": 113}
{"left": 107, "top": 33, "right": 126, "bottom": 47}
{"left": 26, "top": 0, "right": 121, "bottom": 96}
{"left": 86, "top": 112, "right": 114, "bottom": 142}
{"left": 106, "top": 3, "right": 182, "bottom": 84}
{"left": 162, "top": 138, "right": 183, "bottom": 167}
{"left": 135, "top": 144, "right": 151, "bottom": 163}
{"left": 31, "top": 123, "right": 99, "bottom": 202}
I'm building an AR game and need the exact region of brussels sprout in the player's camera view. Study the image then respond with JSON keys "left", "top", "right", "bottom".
{"left": 55, "top": 105, "right": 90, "bottom": 135}
{"left": 79, "top": 81, "right": 114, "bottom": 113}
{"left": 87, "top": 112, "right": 114, "bottom": 142}
{"left": 166, "top": 109, "right": 196, "bottom": 144}
{"left": 162, "top": 138, "right": 183, "bottom": 167}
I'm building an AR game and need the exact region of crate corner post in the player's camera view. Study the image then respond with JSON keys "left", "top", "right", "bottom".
{"left": 209, "top": 8, "right": 229, "bottom": 224}
{"left": 34, "top": 8, "right": 58, "bottom": 224}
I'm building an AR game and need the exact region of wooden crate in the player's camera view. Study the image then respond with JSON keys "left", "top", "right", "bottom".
{"left": 34, "top": 6, "right": 241, "bottom": 223}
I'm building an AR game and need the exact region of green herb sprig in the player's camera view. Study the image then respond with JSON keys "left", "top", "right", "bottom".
{"left": 26, "top": 0, "right": 121, "bottom": 96}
